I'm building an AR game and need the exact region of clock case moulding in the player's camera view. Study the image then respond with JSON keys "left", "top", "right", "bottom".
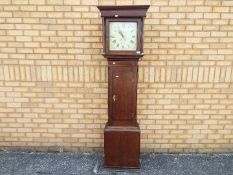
{"left": 97, "top": 5, "right": 150, "bottom": 169}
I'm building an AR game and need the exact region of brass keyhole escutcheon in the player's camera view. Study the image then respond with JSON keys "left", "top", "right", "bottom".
{"left": 113, "top": 94, "right": 116, "bottom": 102}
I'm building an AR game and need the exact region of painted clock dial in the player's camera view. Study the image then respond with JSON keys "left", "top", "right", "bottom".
{"left": 109, "top": 22, "right": 137, "bottom": 51}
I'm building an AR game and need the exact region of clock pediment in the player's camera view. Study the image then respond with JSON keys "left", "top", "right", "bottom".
{"left": 97, "top": 5, "right": 149, "bottom": 18}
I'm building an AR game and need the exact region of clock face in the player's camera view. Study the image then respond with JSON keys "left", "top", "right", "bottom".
{"left": 109, "top": 22, "right": 137, "bottom": 51}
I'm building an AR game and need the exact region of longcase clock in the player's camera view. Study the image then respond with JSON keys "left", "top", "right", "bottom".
{"left": 97, "top": 5, "right": 150, "bottom": 169}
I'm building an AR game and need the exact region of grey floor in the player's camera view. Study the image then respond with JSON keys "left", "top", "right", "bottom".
{"left": 0, "top": 152, "right": 232, "bottom": 175}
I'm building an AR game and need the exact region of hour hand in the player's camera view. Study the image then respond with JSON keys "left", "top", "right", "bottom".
{"left": 118, "top": 31, "right": 125, "bottom": 39}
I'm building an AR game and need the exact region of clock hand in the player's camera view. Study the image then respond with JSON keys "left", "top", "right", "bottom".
{"left": 118, "top": 30, "right": 125, "bottom": 40}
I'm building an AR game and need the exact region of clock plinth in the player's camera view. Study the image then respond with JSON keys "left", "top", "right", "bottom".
{"left": 104, "top": 125, "right": 140, "bottom": 168}
{"left": 97, "top": 5, "right": 150, "bottom": 169}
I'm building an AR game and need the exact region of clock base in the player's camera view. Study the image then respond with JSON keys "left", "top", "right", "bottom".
{"left": 104, "top": 124, "right": 140, "bottom": 169}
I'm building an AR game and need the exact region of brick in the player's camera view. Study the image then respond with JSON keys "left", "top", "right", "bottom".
{"left": 0, "top": 0, "right": 11, "bottom": 4}
{"left": 195, "top": 6, "right": 211, "bottom": 12}
{"left": 37, "top": 6, "right": 54, "bottom": 11}
{"left": 169, "top": 0, "right": 186, "bottom": 6}
{"left": 81, "top": 0, "right": 97, "bottom": 5}
{"left": 98, "top": 0, "right": 114, "bottom": 5}
{"left": 55, "top": 6, "right": 71, "bottom": 12}
{"left": 0, "top": 12, "right": 12, "bottom": 17}
{"left": 187, "top": 13, "right": 203, "bottom": 19}
{"left": 47, "top": 12, "right": 63, "bottom": 18}
{"left": 204, "top": 13, "right": 220, "bottom": 19}
{"left": 12, "top": 0, "right": 28, "bottom": 4}
{"left": 65, "top": 12, "right": 81, "bottom": 18}
{"left": 222, "top": 0, "right": 233, "bottom": 6}
{"left": 161, "top": 19, "right": 177, "bottom": 25}
{"left": 82, "top": 12, "right": 98, "bottom": 18}
{"left": 116, "top": 0, "right": 133, "bottom": 5}
{"left": 29, "top": 0, "right": 45, "bottom": 4}
{"left": 47, "top": 0, "right": 63, "bottom": 5}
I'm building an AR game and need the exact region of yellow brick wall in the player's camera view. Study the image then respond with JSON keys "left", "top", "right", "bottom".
{"left": 0, "top": 0, "right": 233, "bottom": 153}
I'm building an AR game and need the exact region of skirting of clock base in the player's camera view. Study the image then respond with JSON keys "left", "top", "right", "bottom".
{"left": 104, "top": 124, "right": 140, "bottom": 169}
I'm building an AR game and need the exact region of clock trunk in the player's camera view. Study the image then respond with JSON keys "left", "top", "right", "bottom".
{"left": 108, "top": 61, "right": 137, "bottom": 126}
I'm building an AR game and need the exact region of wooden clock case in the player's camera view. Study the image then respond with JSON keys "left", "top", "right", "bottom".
{"left": 97, "top": 5, "right": 149, "bottom": 169}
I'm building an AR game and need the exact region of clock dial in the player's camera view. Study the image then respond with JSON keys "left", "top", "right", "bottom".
{"left": 109, "top": 22, "right": 137, "bottom": 51}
